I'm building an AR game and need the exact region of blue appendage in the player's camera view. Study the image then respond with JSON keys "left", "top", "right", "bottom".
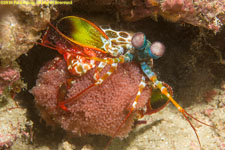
{"left": 140, "top": 62, "right": 156, "bottom": 79}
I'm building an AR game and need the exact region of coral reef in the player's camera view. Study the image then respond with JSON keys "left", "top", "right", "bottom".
{"left": 120, "top": 0, "right": 225, "bottom": 32}
{"left": 0, "top": 61, "right": 27, "bottom": 97}
{"left": 0, "top": 62, "right": 29, "bottom": 149}
{"left": 0, "top": 3, "right": 53, "bottom": 149}
{"left": 0, "top": 92, "right": 32, "bottom": 149}
{"left": 76, "top": 0, "right": 225, "bottom": 32}
{"left": 0, "top": 4, "right": 51, "bottom": 65}
{"left": 31, "top": 57, "right": 151, "bottom": 137}
{"left": 0, "top": 65, "right": 20, "bottom": 95}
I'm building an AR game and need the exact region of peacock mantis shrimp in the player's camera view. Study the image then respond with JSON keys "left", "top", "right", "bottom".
{"left": 38, "top": 16, "right": 213, "bottom": 149}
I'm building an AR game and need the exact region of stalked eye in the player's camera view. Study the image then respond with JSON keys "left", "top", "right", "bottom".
{"left": 131, "top": 32, "right": 146, "bottom": 50}
{"left": 149, "top": 41, "right": 165, "bottom": 59}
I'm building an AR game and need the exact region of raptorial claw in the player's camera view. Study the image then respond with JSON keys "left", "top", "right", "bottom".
{"left": 57, "top": 83, "right": 69, "bottom": 111}
{"left": 58, "top": 102, "right": 69, "bottom": 112}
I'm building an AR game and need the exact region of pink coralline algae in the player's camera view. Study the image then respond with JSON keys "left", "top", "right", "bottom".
{"left": 0, "top": 66, "right": 20, "bottom": 95}
{"left": 31, "top": 57, "right": 150, "bottom": 137}
{"left": 118, "top": 0, "right": 225, "bottom": 32}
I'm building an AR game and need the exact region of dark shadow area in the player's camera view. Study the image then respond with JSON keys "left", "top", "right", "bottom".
{"left": 17, "top": 44, "right": 63, "bottom": 149}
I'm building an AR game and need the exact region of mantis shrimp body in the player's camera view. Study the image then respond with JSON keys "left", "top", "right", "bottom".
{"left": 38, "top": 16, "right": 213, "bottom": 149}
